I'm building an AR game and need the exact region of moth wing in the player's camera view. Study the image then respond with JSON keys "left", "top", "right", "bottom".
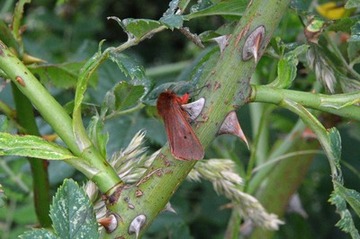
{"left": 162, "top": 105, "right": 204, "bottom": 160}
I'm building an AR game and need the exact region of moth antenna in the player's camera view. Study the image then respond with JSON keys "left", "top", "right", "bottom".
{"left": 129, "top": 214, "right": 146, "bottom": 239}
{"left": 98, "top": 213, "right": 118, "bottom": 233}
{"left": 218, "top": 111, "right": 249, "bottom": 149}
{"left": 181, "top": 97, "right": 206, "bottom": 121}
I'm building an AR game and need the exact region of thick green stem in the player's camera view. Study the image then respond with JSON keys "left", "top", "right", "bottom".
{"left": 12, "top": 83, "right": 51, "bottom": 227}
{"left": 0, "top": 41, "right": 79, "bottom": 155}
{"left": 251, "top": 85, "right": 360, "bottom": 121}
{"left": 107, "top": 0, "right": 291, "bottom": 237}
{"left": 0, "top": 41, "right": 120, "bottom": 192}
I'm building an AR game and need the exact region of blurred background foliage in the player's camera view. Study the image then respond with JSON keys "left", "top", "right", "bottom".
{"left": 0, "top": 0, "right": 360, "bottom": 238}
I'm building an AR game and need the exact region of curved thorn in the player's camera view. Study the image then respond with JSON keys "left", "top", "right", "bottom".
{"left": 129, "top": 214, "right": 146, "bottom": 239}
{"left": 218, "top": 111, "right": 249, "bottom": 149}
{"left": 181, "top": 97, "right": 205, "bottom": 121}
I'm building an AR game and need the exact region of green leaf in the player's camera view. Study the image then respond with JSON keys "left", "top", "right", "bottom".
{"left": 112, "top": 81, "right": 145, "bottom": 111}
{"left": 348, "top": 22, "right": 360, "bottom": 62}
{"left": 345, "top": 0, "right": 360, "bottom": 9}
{"left": 275, "top": 58, "right": 297, "bottom": 88}
{"left": 73, "top": 45, "right": 105, "bottom": 149}
{"left": 0, "top": 20, "right": 19, "bottom": 51}
{"left": 330, "top": 184, "right": 360, "bottom": 239}
{"left": 109, "top": 52, "right": 148, "bottom": 83}
{"left": 122, "top": 18, "right": 164, "bottom": 39}
{"left": 11, "top": 0, "right": 31, "bottom": 43}
{"left": 87, "top": 114, "right": 108, "bottom": 158}
{"left": 160, "top": 15, "right": 184, "bottom": 30}
{"left": 50, "top": 179, "right": 99, "bottom": 239}
{"left": 163, "top": 0, "right": 181, "bottom": 15}
{"left": 74, "top": 48, "right": 104, "bottom": 113}
{"left": 102, "top": 81, "right": 145, "bottom": 117}
{"left": 328, "top": 127, "right": 342, "bottom": 164}
{"left": 327, "top": 17, "right": 359, "bottom": 32}
{"left": 271, "top": 44, "right": 308, "bottom": 88}
{"left": 185, "top": 0, "right": 248, "bottom": 20}
{"left": 334, "top": 181, "right": 360, "bottom": 218}
{"left": 0, "top": 133, "right": 75, "bottom": 160}
{"left": 289, "top": 0, "right": 312, "bottom": 12}
{"left": 29, "top": 62, "right": 98, "bottom": 89}
{"left": 19, "top": 229, "right": 59, "bottom": 239}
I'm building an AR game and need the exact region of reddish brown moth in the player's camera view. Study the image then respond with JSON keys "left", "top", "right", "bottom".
{"left": 156, "top": 90, "right": 204, "bottom": 160}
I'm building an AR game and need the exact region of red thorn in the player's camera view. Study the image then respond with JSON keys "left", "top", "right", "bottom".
{"left": 98, "top": 214, "right": 118, "bottom": 233}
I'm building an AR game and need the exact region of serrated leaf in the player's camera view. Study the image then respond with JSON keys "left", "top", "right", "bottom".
{"left": 328, "top": 127, "right": 342, "bottom": 163}
{"left": 29, "top": 62, "right": 98, "bottom": 89}
{"left": 19, "top": 229, "right": 59, "bottom": 239}
{"left": 160, "top": 15, "right": 184, "bottom": 30}
{"left": 345, "top": 0, "right": 360, "bottom": 9}
{"left": 349, "top": 22, "right": 360, "bottom": 42}
{"left": 185, "top": 0, "right": 248, "bottom": 20}
{"left": 109, "top": 52, "right": 147, "bottom": 81}
{"left": 334, "top": 181, "right": 360, "bottom": 218}
{"left": 0, "top": 133, "right": 75, "bottom": 160}
{"left": 330, "top": 185, "right": 360, "bottom": 238}
{"left": 122, "top": 18, "right": 164, "bottom": 39}
{"left": 50, "top": 179, "right": 99, "bottom": 239}
{"left": 164, "top": 0, "right": 180, "bottom": 15}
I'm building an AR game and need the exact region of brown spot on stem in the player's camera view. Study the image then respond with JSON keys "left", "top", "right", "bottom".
{"left": 135, "top": 189, "right": 143, "bottom": 197}
{"left": 213, "top": 81, "right": 221, "bottom": 91}
{"left": 235, "top": 23, "right": 251, "bottom": 47}
{"left": 15, "top": 76, "right": 25, "bottom": 87}
{"left": 135, "top": 168, "right": 163, "bottom": 187}
{"left": 106, "top": 183, "right": 126, "bottom": 205}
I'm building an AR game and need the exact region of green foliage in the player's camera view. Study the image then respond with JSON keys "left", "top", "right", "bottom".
{"left": 270, "top": 44, "right": 309, "bottom": 88}
{"left": 120, "top": 18, "right": 164, "bottom": 39}
{"left": 0, "top": 133, "right": 75, "bottom": 160}
{"left": 29, "top": 62, "right": 98, "bottom": 89}
{"left": 345, "top": 0, "right": 360, "bottom": 9}
{"left": 184, "top": 0, "right": 248, "bottom": 20}
{"left": 1, "top": 0, "right": 360, "bottom": 238}
{"left": 19, "top": 179, "right": 99, "bottom": 239}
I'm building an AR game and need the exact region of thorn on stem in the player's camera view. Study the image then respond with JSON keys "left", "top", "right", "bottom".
{"left": 98, "top": 214, "right": 118, "bottom": 233}
{"left": 129, "top": 214, "right": 146, "bottom": 239}
{"left": 218, "top": 111, "right": 249, "bottom": 148}
{"left": 242, "top": 25, "right": 265, "bottom": 63}
{"left": 181, "top": 97, "right": 206, "bottom": 121}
